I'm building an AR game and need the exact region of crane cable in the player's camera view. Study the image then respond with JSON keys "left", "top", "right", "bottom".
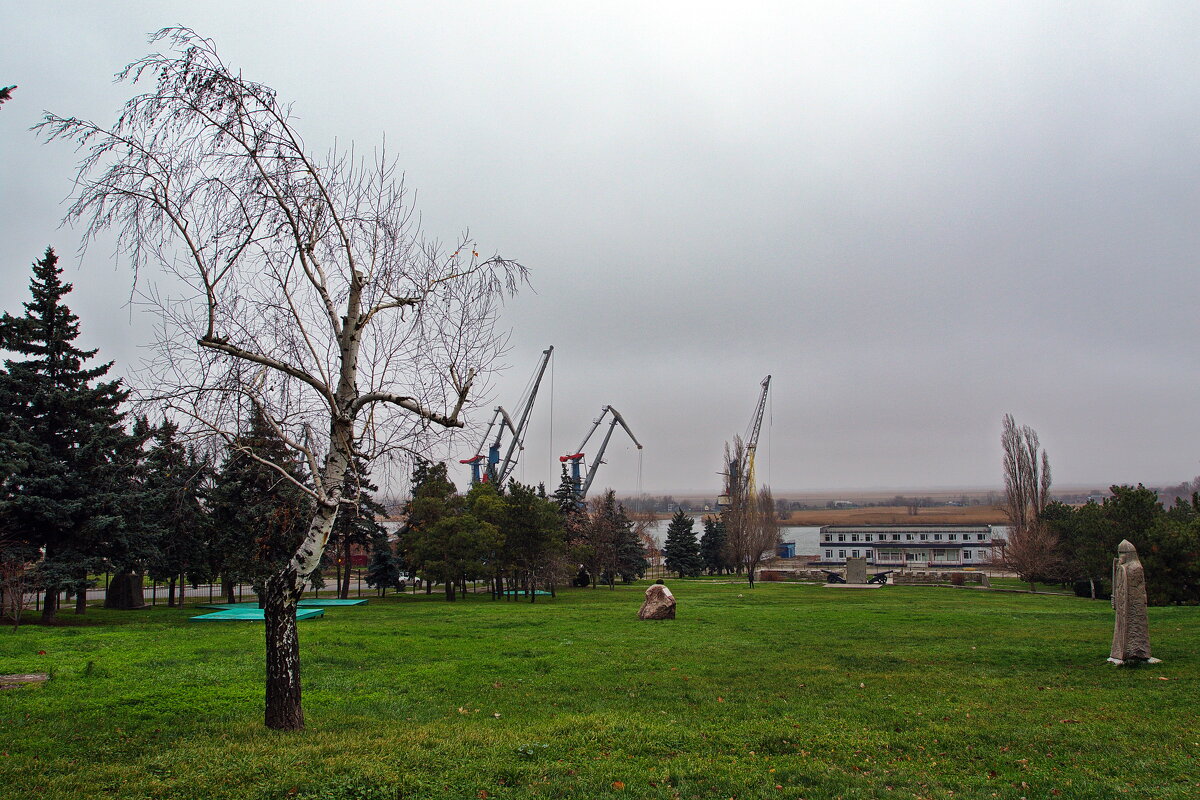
{"left": 768, "top": 383, "right": 773, "bottom": 490}
{"left": 548, "top": 353, "right": 555, "bottom": 488}
{"left": 637, "top": 448, "right": 644, "bottom": 515}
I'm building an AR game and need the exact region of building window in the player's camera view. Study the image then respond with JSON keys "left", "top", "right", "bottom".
{"left": 851, "top": 535, "right": 860, "bottom": 542}
{"left": 851, "top": 549, "right": 859, "bottom": 558}
{"left": 838, "top": 550, "right": 846, "bottom": 559}
{"left": 864, "top": 534, "right": 872, "bottom": 542}
{"left": 949, "top": 534, "right": 957, "bottom": 540}
{"left": 934, "top": 534, "right": 942, "bottom": 541}
{"left": 963, "top": 550, "right": 971, "bottom": 560}
{"left": 892, "top": 534, "right": 900, "bottom": 541}
{"left": 977, "top": 534, "right": 986, "bottom": 541}
{"left": 905, "top": 534, "right": 914, "bottom": 541}
{"left": 919, "top": 534, "right": 928, "bottom": 541}
{"left": 978, "top": 551, "right": 987, "bottom": 560}
{"left": 825, "top": 550, "right": 832, "bottom": 559}
{"left": 838, "top": 534, "right": 845, "bottom": 542}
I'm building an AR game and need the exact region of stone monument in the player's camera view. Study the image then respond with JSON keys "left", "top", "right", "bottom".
{"left": 1109, "top": 539, "right": 1158, "bottom": 665}
{"left": 638, "top": 582, "right": 676, "bottom": 620}
{"left": 845, "top": 557, "right": 868, "bottom": 585}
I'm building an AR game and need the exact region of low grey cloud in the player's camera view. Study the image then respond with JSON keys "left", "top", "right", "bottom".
{"left": 3, "top": 2, "right": 1198, "bottom": 497}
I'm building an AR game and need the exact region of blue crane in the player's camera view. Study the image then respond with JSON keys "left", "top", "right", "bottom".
{"left": 559, "top": 405, "right": 642, "bottom": 506}
{"left": 459, "top": 346, "right": 554, "bottom": 486}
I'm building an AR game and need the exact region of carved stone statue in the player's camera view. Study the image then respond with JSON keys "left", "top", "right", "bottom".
{"left": 1109, "top": 539, "right": 1157, "bottom": 664}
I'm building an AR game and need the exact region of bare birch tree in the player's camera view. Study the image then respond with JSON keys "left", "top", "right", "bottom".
{"left": 39, "top": 28, "right": 522, "bottom": 729}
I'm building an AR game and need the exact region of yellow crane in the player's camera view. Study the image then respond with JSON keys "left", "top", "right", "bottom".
{"left": 718, "top": 375, "right": 771, "bottom": 508}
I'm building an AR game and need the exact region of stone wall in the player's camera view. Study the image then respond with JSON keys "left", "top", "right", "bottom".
{"left": 892, "top": 571, "right": 989, "bottom": 586}
{"left": 758, "top": 569, "right": 831, "bottom": 582}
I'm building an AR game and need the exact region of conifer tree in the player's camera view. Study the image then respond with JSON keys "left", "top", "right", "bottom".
{"left": 700, "top": 515, "right": 731, "bottom": 575}
{"left": 613, "top": 498, "right": 649, "bottom": 584}
{"left": 663, "top": 508, "right": 703, "bottom": 577}
{"left": 142, "top": 418, "right": 212, "bottom": 607}
{"left": 0, "top": 248, "right": 139, "bottom": 620}
{"left": 328, "top": 456, "right": 388, "bottom": 598}
{"left": 365, "top": 528, "right": 404, "bottom": 596}
{"left": 206, "top": 408, "right": 313, "bottom": 603}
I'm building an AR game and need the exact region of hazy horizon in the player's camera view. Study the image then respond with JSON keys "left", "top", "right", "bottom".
{"left": 4, "top": 4, "right": 1199, "bottom": 497}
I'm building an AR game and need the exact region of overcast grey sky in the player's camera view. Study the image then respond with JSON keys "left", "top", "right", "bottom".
{"left": 3, "top": 2, "right": 1199, "bottom": 496}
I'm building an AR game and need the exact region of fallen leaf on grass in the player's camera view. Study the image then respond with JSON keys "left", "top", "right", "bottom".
{"left": 611, "top": 781, "right": 625, "bottom": 790}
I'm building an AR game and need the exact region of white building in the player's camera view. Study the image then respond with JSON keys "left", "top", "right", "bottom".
{"left": 817, "top": 524, "right": 1002, "bottom": 568}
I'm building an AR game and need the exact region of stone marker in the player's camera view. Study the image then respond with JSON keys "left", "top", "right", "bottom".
{"left": 638, "top": 583, "right": 676, "bottom": 620}
{"left": 1109, "top": 539, "right": 1158, "bottom": 665}
{"left": 979, "top": 573, "right": 990, "bottom": 588}
{"left": 845, "top": 557, "right": 868, "bottom": 584}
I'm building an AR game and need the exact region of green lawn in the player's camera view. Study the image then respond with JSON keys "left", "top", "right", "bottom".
{"left": 0, "top": 582, "right": 1196, "bottom": 800}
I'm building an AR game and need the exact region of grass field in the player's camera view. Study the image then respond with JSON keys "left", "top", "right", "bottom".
{"left": 0, "top": 582, "right": 1196, "bottom": 800}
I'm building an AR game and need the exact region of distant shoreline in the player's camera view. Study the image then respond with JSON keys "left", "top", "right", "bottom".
{"left": 644, "top": 504, "right": 1009, "bottom": 526}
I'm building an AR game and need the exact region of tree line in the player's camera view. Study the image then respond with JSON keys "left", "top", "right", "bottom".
{"left": 998, "top": 414, "right": 1200, "bottom": 604}
{"left": 0, "top": 248, "right": 657, "bottom": 624}
{"left": 0, "top": 249, "right": 392, "bottom": 623}
{"left": 375, "top": 461, "right": 649, "bottom": 600}
{"left": 661, "top": 484, "right": 781, "bottom": 586}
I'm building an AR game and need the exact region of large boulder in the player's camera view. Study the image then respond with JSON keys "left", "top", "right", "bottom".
{"left": 638, "top": 583, "right": 676, "bottom": 620}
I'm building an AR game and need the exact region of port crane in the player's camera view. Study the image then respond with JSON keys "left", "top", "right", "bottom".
{"left": 718, "top": 375, "right": 771, "bottom": 508}
{"left": 560, "top": 405, "right": 643, "bottom": 506}
{"left": 459, "top": 346, "right": 554, "bottom": 486}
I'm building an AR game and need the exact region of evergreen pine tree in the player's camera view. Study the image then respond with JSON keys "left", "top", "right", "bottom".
{"left": 142, "top": 418, "right": 212, "bottom": 607}
{"left": 206, "top": 408, "right": 313, "bottom": 603}
{"left": 0, "top": 247, "right": 140, "bottom": 619}
{"left": 328, "top": 456, "right": 388, "bottom": 598}
{"left": 365, "top": 527, "right": 404, "bottom": 596}
{"left": 663, "top": 508, "right": 702, "bottom": 577}
{"left": 700, "top": 515, "right": 730, "bottom": 575}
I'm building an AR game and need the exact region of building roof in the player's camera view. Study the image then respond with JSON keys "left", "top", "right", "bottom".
{"left": 819, "top": 524, "right": 992, "bottom": 534}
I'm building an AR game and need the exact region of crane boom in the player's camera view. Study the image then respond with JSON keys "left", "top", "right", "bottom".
{"left": 745, "top": 375, "right": 771, "bottom": 502}
{"left": 717, "top": 375, "right": 771, "bottom": 508}
{"left": 459, "top": 346, "right": 553, "bottom": 486}
{"left": 495, "top": 346, "right": 554, "bottom": 485}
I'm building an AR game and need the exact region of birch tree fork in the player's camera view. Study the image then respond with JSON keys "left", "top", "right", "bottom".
{"left": 39, "top": 28, "right": 524, "bottom": 730}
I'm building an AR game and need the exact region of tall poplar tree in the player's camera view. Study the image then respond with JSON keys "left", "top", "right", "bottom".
{"left": 0, "top": 247, "right": 138, "bottom": 620}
